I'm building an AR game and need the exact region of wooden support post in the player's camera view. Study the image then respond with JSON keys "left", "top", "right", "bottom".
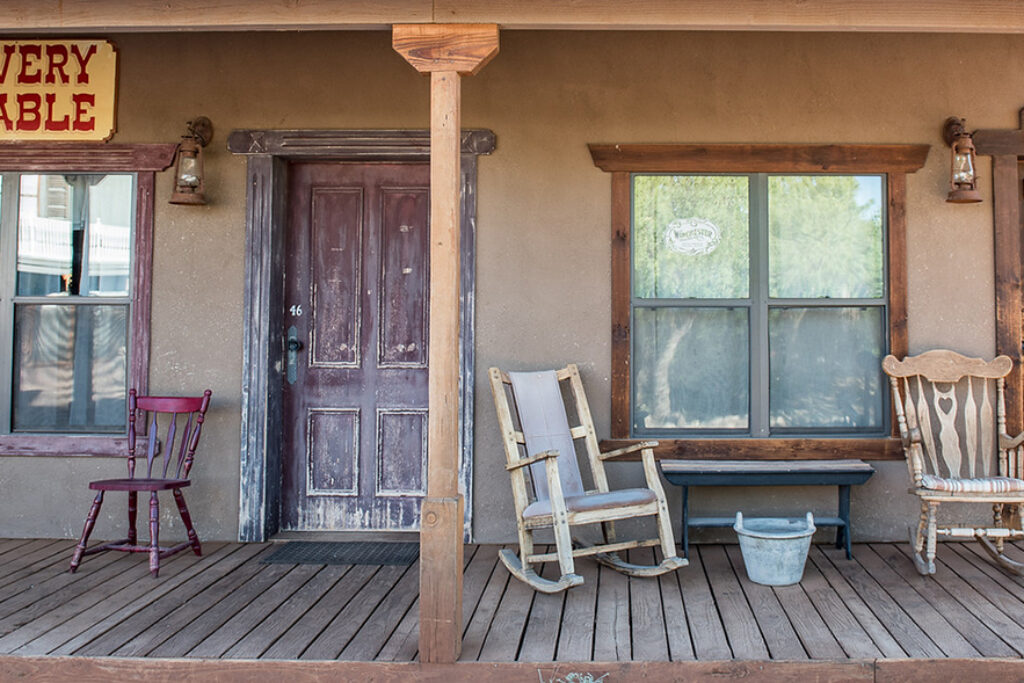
{"left": 975, "top": 108, "right": 1024, "bottom": 529}
{"left": 393, "top": 23, "right": 498, "bottom": 665}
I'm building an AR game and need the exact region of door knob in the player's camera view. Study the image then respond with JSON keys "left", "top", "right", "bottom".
{"left": 286, "top": 325, "right": 303, "bottom": 385}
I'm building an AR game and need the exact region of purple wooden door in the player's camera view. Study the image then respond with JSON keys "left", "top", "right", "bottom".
{"left": 281, "top": 162, "right": 430, "bottom": 531}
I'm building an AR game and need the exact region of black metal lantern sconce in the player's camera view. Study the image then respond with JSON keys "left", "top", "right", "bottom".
{"left": 169, "top": 116, "right": 214, "bottom": 205}
{"left": 942, "top": 117, "right": 982, "bottom": 204}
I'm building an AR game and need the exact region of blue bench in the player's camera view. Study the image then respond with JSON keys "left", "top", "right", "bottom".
{"left": 658, "top": 459, "right": 875, "bottom": 559}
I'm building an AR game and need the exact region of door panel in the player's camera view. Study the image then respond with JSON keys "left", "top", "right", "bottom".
{"left": 281, "top": 162, "right": 430, "bottom": 532}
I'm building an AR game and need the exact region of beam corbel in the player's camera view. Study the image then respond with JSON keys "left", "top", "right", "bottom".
{"left": 393, "top": 22, "right": 498, "bottom": 666}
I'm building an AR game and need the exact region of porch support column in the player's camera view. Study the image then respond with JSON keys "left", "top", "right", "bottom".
{"left": 393, "top": 23, "right": 498, "bottom": 665}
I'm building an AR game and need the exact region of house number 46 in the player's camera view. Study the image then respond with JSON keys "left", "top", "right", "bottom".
{"left": 289, "top": 305, "right": 303, "bottom": 317}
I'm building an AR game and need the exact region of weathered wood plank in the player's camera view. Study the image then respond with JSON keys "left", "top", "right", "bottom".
{"left": 16, "top": 544, "right": 228, "bottom": 656}
{"left": 189, "top": 563, "right": 323, "bottom": 658}
{"left": 702, "top": 545, "right": 769, "bottom": 659}
{"left": 223, "top": 564, "right": 350, "bottom": 659}
{"left": 592, "top": 561, "right": 631, "bottom": 661}
{"left": 723, "top": 545, "right": 807, "bottom": 660}
{"left": 944, "top": 543, "right": 1024, "bottom": 623}
{"left": 851, "top": 546, "right": 980, "bottom": 657}
{"left": 0, "top": 539, "right": 60, "bottom": 571}
{"left": 0, "top": 549, "right": 128, "bottom": 626}
{"left": 261, "top": 563, "right": 379, "bottom": 659}
{"left": 516, "top": 553, "right": 565, "bottom": 662}
{"left": 678, "top": 545, "right": 732, "bottom": 659}
{"left": 806, "top": 547, "right": 909, "bottom": 658}
{"left": 0, "top": 541, "right": 77, "bottom": 594}
{"left": 657, "top": 562, "right": 695, "bottom": 661}
{"left": 876, "top": 658, "right": 1024, "bottom": 683}
{"left": 3, "top": 0, "right": 1024, "bottom": 32}
{"left": 874, "top": 543, "right": 1017, "bottom": 657}
{"left": 628, "top": 548, "right": 670, "bottom": 661}
{"left": 589, "top": 143, "right": 930, "bottom": 174}
{"left": 111, "top": 547, "right": 277, "bottom": 657}
{"left": 0, "top": 655, "right": 878, "bottom": 683}
{"left": 991, "top": 156, "right": 1024, "bottom": 436}
{"left": 821, "top": 547, "right": 973, "bottom": 657}
{"left": 149, "top": 562, "right": 297, "bottom": 657}
{"left": 476, "top": 557, "right": 535, "bottom": 662}
{"left": 377, "top": 546, "right": 481, "bottom": 662}
{"left": 554, "top": 553, "right": 599, "bottom": 661}
{"left": 340, "top": 560, "right": 422, "bottom": 661}
{"left": 600, "top": 438, "right": 904, "bottom": 461}
{"left": 0, "top": 542, "right": 122, "bottom": 616}
{"left": 609, "top": 170, "right": 631, "bottom": 438}
{"left": 458, "top": 550, "right": 510, "bottom": 661}
{"left": 0, "top": 549, "right": 201, "bottom": 653}
{"left": 300, "top": 564, "right": 408, "bottom": 660}
{"left": 797, "top": 552, "right": 882, "bottom": 659}
{"left": 887, "top": 172, "right": 909, "bottom": 362}
{"left": 771, "top": 582, "right": 846, "bottom": 659}
{"left": 73, "top": 543, "right": 268, "bottom": 656}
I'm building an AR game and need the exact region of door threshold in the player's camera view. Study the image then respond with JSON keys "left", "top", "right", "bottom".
{"left": 269, "top": 530, "right": 421, "bottom": 543}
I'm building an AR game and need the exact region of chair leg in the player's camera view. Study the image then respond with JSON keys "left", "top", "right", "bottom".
{"left": 149, "top": 491, "right": 160, "bottom": 578}
{"left": 127, "top": 491, "right": 138, "bottom": 546}
{"left": 70, "top": 491, "right": 104, "bottom": 573}
{"left": 924, "top": 502, "right": 938, "bottom": 574}
{"left": 993, "top": 503, "right": 1006, "bottom": 553}
{"left": 173, "top": 488, "right": 202, "bottom": 556}
{"left": 908, "top": 500, "right": 933, "bottom": 575}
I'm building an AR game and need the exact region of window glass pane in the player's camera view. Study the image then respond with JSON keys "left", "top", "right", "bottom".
{"left": 633, "top": 175, "right": 749, "bottom": 299}
{"left": 634, "top": 307, "right": 749, "bottom": 431}
{"left": 12, "top": 303, "right": 127, "bottom": 432}
{"left": 16, "top": 174, "right": 133, "bottom": 297}
{"left": 768, "top": 307, "right": 885, "bottom": 430}
{"left": 768, "top": 175, "right": 884, "bottom": 299}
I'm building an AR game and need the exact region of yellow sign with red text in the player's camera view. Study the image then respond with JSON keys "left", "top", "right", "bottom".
{"left": 0, "top": 40, "right": 117, "bottom": 141}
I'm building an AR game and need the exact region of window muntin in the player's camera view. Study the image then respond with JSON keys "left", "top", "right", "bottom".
{"left": 3, "top": 173, "right": 135, "bottom": 434}
{"left": 630, "top": 173, "right": 887, "bottom": 437}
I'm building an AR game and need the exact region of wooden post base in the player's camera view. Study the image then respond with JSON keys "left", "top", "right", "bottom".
{"left": 418, "top": 495, "right": 464, "bottom": 664}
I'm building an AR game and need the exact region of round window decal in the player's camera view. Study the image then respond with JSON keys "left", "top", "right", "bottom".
{"left": 664, "top": 217, "right": 722, "bottom": 256}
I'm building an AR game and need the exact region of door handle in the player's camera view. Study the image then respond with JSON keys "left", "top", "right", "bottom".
{"left": 286, "top": 325, "right": 304, "bottom": 385}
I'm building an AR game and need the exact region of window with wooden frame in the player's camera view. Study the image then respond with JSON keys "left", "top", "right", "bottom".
{"left": 0, "top": 143, "right": 175, "bottom": 456}
{"left": 590, "top": 144, "right": 929, "bottom": 460}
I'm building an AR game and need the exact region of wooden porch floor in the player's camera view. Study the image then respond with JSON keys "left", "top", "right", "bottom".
{"left": 2, "top": 538, "right": 1024, "bottom": 665}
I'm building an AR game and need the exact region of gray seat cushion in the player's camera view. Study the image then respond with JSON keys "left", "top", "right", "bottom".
{"left": 522, "top": 488, "right": 657, "bottom": 519}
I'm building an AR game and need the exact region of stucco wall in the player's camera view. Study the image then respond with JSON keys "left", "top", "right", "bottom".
{"left": 0, "top": 30, "right": 1018, "bottom": 544}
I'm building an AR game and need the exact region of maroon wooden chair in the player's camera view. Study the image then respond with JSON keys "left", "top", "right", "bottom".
{"left": 69, "top": 389, "right": 212, "bottom": 577}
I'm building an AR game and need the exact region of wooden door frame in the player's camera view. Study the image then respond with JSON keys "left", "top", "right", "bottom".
{"left": 228, "top": 129, "right": 495, "bottom": 542}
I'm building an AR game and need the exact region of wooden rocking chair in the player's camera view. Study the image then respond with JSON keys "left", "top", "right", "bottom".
{"left": 883, "top": 350, "right": 1024, "bottom": 575}
{"left": 489, "top": 364, "right": 686, "bottom": 593}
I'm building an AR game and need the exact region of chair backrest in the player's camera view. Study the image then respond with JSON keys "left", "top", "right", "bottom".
{"left": 489, "top": 364, "right": 609, "bottom": 512}
{"left": 127, "top": 389, "right": 213, "bottom": 480}
{"left": 883, "top": 350, "right": 1011, "bottom": 481}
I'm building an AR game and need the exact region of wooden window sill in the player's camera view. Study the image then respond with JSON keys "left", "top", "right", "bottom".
{"left": 598, "top": 437, "right": 904, "bottom": 461}
{"left": 0, "top": 435, "right": 129, "bottom": 457}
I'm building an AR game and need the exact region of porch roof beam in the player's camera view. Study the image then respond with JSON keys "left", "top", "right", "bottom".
{"left": 2, "top": 1, "right": 1024, "bottom": 34}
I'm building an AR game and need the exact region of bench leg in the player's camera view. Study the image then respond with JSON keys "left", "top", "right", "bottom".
{"left": 837, "top": 484, "right": 852, "bottom": 559}
{"left": 681, "top": 486, "right": 690, "bottom": 559}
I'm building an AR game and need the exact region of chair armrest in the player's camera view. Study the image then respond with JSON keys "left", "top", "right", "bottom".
{"left": 505, "top": 450, "right": 559, "bottom": 471}
{"left": 598, "top": 440, "right": 659, "bottom": 461}
{"left": 1000, "top": 432, "right": 1024, "bottom": 450}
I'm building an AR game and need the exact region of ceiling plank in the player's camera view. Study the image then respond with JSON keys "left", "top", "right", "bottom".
{"left": 2, "top": 0, "right": 1024, "bottom": 33}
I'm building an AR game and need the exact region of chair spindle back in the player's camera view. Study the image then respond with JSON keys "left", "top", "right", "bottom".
{"left": 883, "top": 351, "right": 1011, "bottom": 482}
{"left": 127, "top": 390, "right": 213, "bottom": 480}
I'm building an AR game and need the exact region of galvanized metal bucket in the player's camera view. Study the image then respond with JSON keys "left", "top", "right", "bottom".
{"left": 734, "top": 512, "right": 816, "bottom": 586}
